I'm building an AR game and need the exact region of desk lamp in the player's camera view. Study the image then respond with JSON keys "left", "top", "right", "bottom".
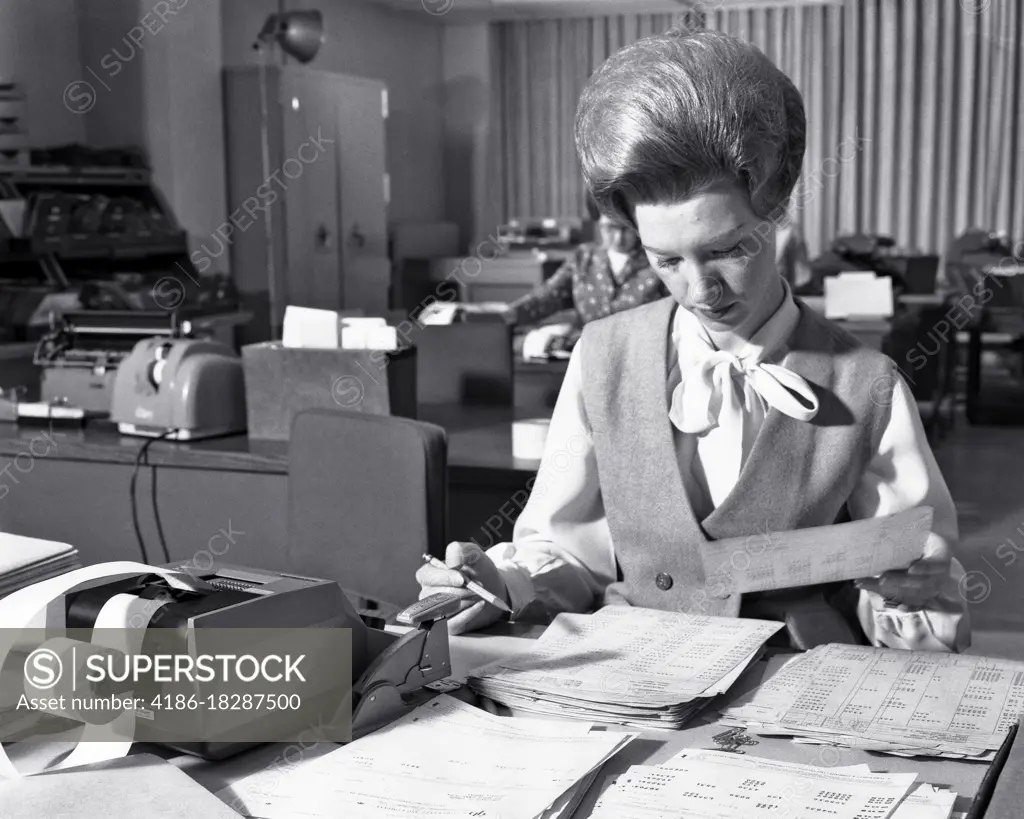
{"left": 252, "top": 9, "right": 326, "bottom": 340}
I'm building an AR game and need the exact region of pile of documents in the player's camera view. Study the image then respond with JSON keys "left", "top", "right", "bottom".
{"left": 220, "top": 694, "right": 636, "bottom": 819}
{"left": 0, "top": 534, "right": 78, "bottom": 599}
{"left": 590, "top": 748, "right": 957, "bottom": 819}
{"left": 468, "top": 606, "right": 784, "bottom": 729}
{"left": 720, "top": 642, "right": 1024, "bottom": 760}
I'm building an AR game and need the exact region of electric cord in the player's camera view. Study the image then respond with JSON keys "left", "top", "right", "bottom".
{"left": 150, "top": 447, "right": 170, "bottom": 565}
{"left": 130, "top": 432, "right": 173, "bottom": 565}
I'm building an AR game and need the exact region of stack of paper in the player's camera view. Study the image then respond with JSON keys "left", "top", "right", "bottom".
{"left": 219, "top": 694, "right": 636, "bottom": 819}
{"left": 0, "top": 534, "right": 78, "bottom": 599}
{"left": 720, "top": 643, "right": 1024, "bottom": 760}
{"left": 590, "top": 749, "right": 956, "bottom": 819}
{"left": 468, "top": 607, "right": 784, "bottom": 729}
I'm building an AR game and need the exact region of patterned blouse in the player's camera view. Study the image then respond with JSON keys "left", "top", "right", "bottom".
{"left": 504, "top": 244, "right": 666, "bottom": 327}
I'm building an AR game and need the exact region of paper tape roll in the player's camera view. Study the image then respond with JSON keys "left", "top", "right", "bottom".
{"left": 23, "top": 637, "right": 124, "bottom": 721}
{"left": 512, "top": 419, "right": 550, "bottom": 461}
{"left": 0, "top": 561, "right": 187, "bottom": 778}
{"left": 54, "top": 593, "right": 168, "bottom": 771}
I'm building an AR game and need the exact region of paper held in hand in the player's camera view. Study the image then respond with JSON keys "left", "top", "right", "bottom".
{"left": 699, "top": 506, "right": 933, "bottom": 595}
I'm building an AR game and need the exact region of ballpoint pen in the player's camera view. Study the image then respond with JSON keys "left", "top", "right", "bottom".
{"left": 421, "top": 553, "right": 513, "bottom": 614}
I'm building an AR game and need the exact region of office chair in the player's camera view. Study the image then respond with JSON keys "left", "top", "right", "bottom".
{"left": 287, "top": 408, "right": 448, "bottom": 622}
{"left": 884, "top": 303, "right": 958, "bottom": 443}
{"left": 901, "top": 255, "right": 941, "bottom": 295}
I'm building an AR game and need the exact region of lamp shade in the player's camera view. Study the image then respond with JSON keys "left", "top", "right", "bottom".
{"left": 256, "top": 10, "right": 325, "bottom": 64}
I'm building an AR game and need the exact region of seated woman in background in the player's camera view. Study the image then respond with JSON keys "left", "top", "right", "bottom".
{"left": 501, "top": 196, "right": 667, "bottom": 334}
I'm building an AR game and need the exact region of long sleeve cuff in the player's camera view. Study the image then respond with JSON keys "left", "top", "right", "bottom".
{"left": 857, "top": 558, "right": 971, "bottom": 652}
{"left": 487, "top": 543, "right": 538, "bottom": 615}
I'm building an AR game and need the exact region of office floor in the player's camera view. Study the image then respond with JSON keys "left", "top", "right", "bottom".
{"left": 935, "top": 417, "right": 1024, "bottom": 659}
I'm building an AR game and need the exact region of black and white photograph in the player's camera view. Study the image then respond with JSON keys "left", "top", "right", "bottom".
{"left": 0, "top": 0, "right": 1022, "bottom": 816}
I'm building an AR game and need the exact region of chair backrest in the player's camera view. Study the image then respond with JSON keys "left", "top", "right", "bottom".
{"left": 287, "top": 409, "right": 447, "bottom": 609}
{"left": 884, "top": 304, "right": 958, "bottom": 400}
{"left": 902, "top": 256, "right": 940, "bottom": 294}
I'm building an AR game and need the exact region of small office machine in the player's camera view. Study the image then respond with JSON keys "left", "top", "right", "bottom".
{"left": 110, "top": 335, "right": 247, "bottom": 439}
{"left": 34, "top": 311, "right": 193, "bottom": 415}
{"left": 57, "top": 564, "right": 458, "bottom": 760}
{"left": 497, "top": 216, "right": 589, "bottom": 250}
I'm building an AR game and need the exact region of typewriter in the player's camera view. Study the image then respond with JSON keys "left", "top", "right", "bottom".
{"left": 33, "top": 311, "right": 193, "bottom": 415}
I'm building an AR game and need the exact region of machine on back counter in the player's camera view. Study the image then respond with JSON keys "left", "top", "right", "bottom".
{"left": 33, "top": 563, "right": 460, "bottom": 760}
{"left": 32, "top": 310, "right": 245, "bottom": 422}
{"left": 109, "top": 334, "right": 247, "bottom": 439}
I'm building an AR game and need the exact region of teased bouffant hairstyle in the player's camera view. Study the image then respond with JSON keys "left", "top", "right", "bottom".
{"left": 575, "top": 30, "right": 805, "bottom": 226}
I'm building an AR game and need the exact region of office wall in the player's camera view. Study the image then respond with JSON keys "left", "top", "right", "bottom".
{"left": 0, "top": 0, "right": 86, "bottom": 145}
{"left": 76, "top": 0, "right": 147, "bottom": 149}
{"left": 443, "top": 23, "right": 495, "bottom": 252}
{"left": 221, "top": 0, "right": 447, "bottom": 227}
{"left": 76, "top": 0, "right": 230, "bottom": 264}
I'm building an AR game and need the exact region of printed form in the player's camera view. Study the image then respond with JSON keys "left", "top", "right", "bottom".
{"left": 721, "top": 643, "right": 1024, "bottom": 759}
{"left": 468, "top": 606, "right": 782, "bottom": 725}
{"left": 219, "top": 694, "right": 634, "bottom": 819}
{"left": 699, "top": 507, "right": 933, "bottom": 594}
{"left": 590, "top": 750, "right": 955, "bottom": 819}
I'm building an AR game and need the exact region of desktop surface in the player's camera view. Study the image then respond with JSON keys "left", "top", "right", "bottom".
{"left": 153, "top": 624, "right": 993, "bottom": 817}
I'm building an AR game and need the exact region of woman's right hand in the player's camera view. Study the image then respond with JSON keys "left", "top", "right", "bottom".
{"left": 415, "top": 542, "right": 508, "bottom": 635}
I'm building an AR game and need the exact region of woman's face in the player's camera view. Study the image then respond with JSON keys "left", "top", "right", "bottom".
{"left": 598, "top": 216, "right": 639, "bottom": 254}
{"left": 634, "top": 181, "right": 785, "bottom": 340}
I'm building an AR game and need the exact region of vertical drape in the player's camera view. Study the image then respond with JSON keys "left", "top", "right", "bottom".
{"left": 493, "top": 13, "right": 679, "bottom": 224}
{"left": 491, "top": 0, "right": 1024, "bottom": 257}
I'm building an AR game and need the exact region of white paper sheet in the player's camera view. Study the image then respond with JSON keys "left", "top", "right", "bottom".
{"left": 825, "top": 271, "right": 894, "bottom": 319}
{"left": 469, "top": 607, "right": 782, "bottom": 718}
{"left": 220, "top": 694, "right": 634, "bottom": 819}
{"left": 890, "top": 784, "right": 957, "bottom": 819}
{"left": 282, "top": 306, "right": 340, "bottom": 349}
{"left": 591, "top": 751, "right": 918, "bottom": 819}
{"left": 699, "top": 507, "right": 933, "bottom": 595}
{"left": 721, "top": 643, "right": 1024, "bottom": 758}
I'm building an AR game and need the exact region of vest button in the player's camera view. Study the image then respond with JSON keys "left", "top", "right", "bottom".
{"left": 655, "top": 572, "right": 674, "bottom": 591}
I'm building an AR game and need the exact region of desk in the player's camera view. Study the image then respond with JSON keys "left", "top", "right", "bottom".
{"left": 0, "top": 343, "right": 39, "bottom": 401}
{"left": 832, "top": 318, "right": 892, "bottom": 351}
{"left": 966, "top": 308, "right": 1024, "bottom": 426}
{"left": 946, "top": 261, "right": 1024, "bottom": 425}
{"left": 160, "top": 625, "right": 990, "bottom": 817}
{"left": 0, "top": 626, "right": 999, "bottom": 815}
{"left": 515, "top": 357, "right": 569, "bottom": 411}
{"left": 0, "top": 405, "right": 540, "bottom": 572}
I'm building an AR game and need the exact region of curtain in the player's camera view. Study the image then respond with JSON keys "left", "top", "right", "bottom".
{"left": 492, "top": 13, "right": 683, "bottom": 225}
{"left": 491, "top": 0, "right": 1024, "bottom": 257}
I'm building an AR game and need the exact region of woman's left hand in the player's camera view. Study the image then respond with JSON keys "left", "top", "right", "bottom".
{"left": 855, "top": 533, "right": 953, "bottom": 607}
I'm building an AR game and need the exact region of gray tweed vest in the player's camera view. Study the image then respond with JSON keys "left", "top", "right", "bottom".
{"left": 579, "top": 296, "right": 895, "bottom": 633}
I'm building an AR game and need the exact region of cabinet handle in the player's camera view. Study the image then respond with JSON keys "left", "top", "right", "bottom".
{"left": 349, "top": 223, "right": 366, "bottom": 249}
{"left": 315, "top": 224, "right": 332, "bottom": 248}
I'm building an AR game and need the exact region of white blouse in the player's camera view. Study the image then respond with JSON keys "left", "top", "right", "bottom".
{"left": 487, "top": 286, "right": 969, "bottom": 652}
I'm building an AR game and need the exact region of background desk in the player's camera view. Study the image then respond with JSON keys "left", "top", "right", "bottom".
{"left": 515, "top": 357, "right": 569, "bottom": 411}
{"left": 0, "top": 343, "right": 40, "bottom": 400}
{"left": 0, "top": 406, "right": 538, "bottom": 574}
